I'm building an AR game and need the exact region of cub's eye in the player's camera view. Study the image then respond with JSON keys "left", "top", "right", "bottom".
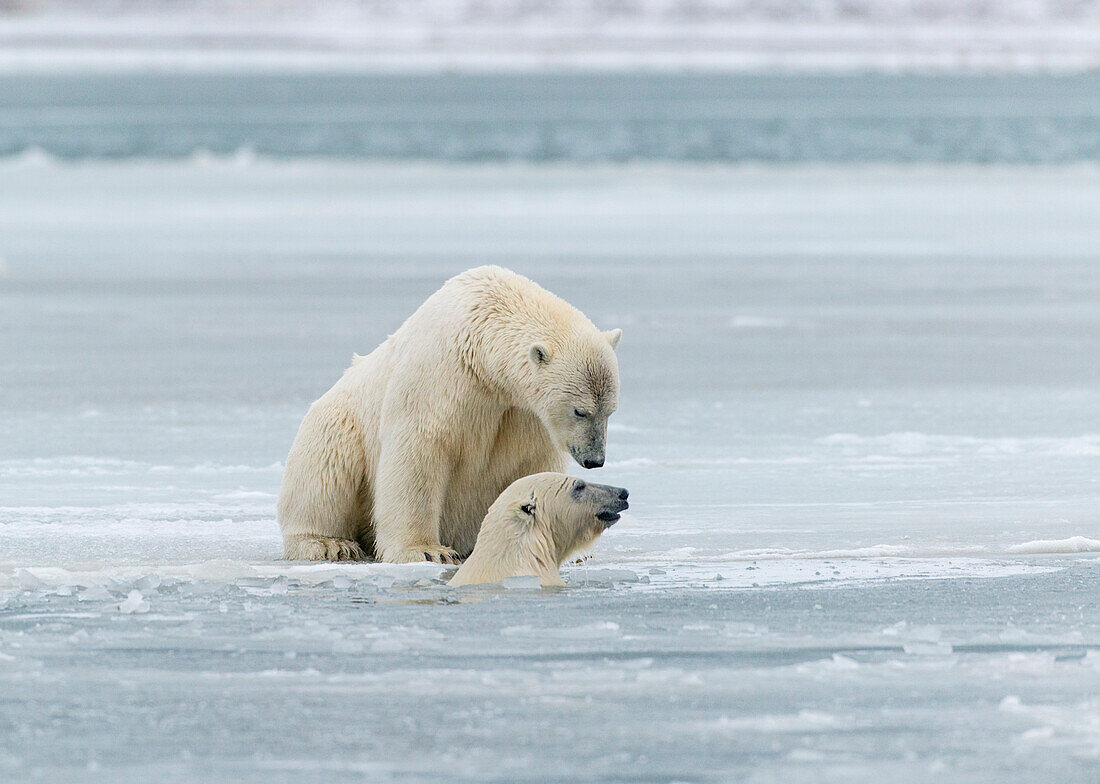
{"left": 573, "top": 480, "right": 586, "bottom": 494}
{"left": 573, "top": 408, "right": 589, "bottom": 419}
{"left": 519, "top": 502, "right": 535, "bottom": 516}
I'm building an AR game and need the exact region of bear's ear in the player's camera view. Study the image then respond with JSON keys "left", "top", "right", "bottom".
{"left": 528, "top": 342, "right": 552, "bottom": 367}
{"left": 604, "top": 328, "right": 622, "bottom": 349}
{"left": 519, "top": 500, "right": 536, "bottom": 517}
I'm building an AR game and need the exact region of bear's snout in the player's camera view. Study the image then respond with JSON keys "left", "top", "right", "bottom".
{"left": 571, "top": 438, "right": 606, "bottom": 471}
{"left": 593, "top": 483, "right": 629, "bottom": 527}
{"left": 604, "top": 485, "right": 629, "bottom": 510}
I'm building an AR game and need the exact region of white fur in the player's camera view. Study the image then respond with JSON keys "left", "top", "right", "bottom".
{"left": 277, "top": 266, "right": 621, "bottom": 563}
{"left": 449, "top": 472, "right": 613, "bottom": 587}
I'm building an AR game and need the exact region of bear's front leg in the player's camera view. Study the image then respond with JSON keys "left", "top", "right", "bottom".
{"left": 372, "top": 436, "right": 462, "bottom": 565}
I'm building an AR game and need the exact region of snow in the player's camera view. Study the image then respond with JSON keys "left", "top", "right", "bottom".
{"left": 3, "top": 1, "right": 1100, "bottom": 72}
{"left": 1008, "top": 537, "right": 1100, "bottom": 555}
{"left": 1, "top": 160, "right": 1099, "bottom": 781}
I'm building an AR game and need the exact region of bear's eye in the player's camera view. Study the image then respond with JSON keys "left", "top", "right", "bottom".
{"left": 519, "top": 502, "right": 535, "bottom": 516}
{"left": 573, "top": 408, "right": 589, "bottom": 419}
{"left": 573, "top": 480, "right": 586, "bottom": 494}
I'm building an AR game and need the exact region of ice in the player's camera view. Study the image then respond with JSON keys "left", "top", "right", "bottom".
{"left": 500, "top": 575, "right": 541, "bottom": 590}
{"left": 1007, "top": 537, "right": 1100, "bottom": 554}
{"left": 14, "top": 569, "right": 44, "bottom": 590}
{"left": 501, "top": 622, "right": 622, "bottom": 640}
{"left": 818, "top": 432, "right": 1100, "bottom": 458}
{"left": 369, "top": 637, "right": 407, "bottom": 654}
{"left": 567, "top": 568, "right": 639, "bottom": 585}
{"left": 902, "top": 641, "right": 954, "bottom": 657}
{"left": 1000, "top": 696, "right": 1100, "bottom": 758}
{"left": 711, "top": 709, "right": 847, "bottom": 733}
{"left": 1, "top": 160, "right": 1098, "bottom": 782}
{"left": 134, "top": 573, "right": 162, "bottom": 592}
{"left": 117, "top": 590, "right": 149, "bottom": 614}
{"left": 330, "top": 575, "right": 351, "bottom": 589}
{"left": 730, "top": 315, "right": 790, "bottom": 329}
{"left": 331, "top": 637, "right": 365, "bottom": 655}
{"left": 76, "top": 585, "right": 113, "bottom": 602}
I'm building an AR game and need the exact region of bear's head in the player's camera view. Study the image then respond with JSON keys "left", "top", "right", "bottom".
{"left": 449, "top": 472, "right": 630, "bottom": 587}
{"left": 527, "top": 328, "right": 621, "bottom": 469}
{"left": 501, "top": 472, "right": 630, "bottom": 565}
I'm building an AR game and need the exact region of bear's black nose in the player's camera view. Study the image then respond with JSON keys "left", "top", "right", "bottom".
{"left": 583, "top": 458, "right": 603, "bottom": 469}
{"left": 618, "top": 488, "right": 629, "bottom": 501}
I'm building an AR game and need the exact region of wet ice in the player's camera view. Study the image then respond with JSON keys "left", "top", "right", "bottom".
{"left": 1, "top": 161, "right": 1098, "bottom": 783}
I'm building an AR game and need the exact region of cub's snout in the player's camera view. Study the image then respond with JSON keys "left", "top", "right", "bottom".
{"left": 577, "top": 481, "right": 629, "bottom": 527}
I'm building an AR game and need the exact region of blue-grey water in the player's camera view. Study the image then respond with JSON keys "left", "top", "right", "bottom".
{"left": 2, "top": 72, "right": 1099, "bottom": 162}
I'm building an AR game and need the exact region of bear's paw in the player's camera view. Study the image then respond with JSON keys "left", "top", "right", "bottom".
{"left": 386, "top": 545, "right": 463, "bottom": 565}
{"left": 284, "top": 535, "right": 368, "bottom": 562}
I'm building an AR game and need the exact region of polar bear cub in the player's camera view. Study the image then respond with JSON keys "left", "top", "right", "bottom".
{"left": 450, "top": 472, "right": 629, "bottom": 588}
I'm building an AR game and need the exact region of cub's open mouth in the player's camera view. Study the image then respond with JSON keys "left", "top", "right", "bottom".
{"left": 596, "top": 511, "right": 621, "bottom": 524}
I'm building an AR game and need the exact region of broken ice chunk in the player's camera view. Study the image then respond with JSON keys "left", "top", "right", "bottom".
{"left": 78, "top": 586, "right": 113, "bottom": 602}
{"left": 118, "top": 590, "right": 149, "bottom": 614}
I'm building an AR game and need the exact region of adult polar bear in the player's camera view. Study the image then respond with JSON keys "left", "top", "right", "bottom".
{"left": 277, "top": 266, "right": 622, "bottom": 563}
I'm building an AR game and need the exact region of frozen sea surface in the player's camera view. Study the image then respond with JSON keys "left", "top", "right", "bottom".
{"left": 1, "top": 161, "right": 1099, "bottom": 782}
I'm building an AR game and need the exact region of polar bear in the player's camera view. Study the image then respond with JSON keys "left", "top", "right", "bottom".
{"left": 450, "top": 473, "right": 629, "bottom": 587}
{"left": 277, "top": 266, "right": 622, "bottom": 564}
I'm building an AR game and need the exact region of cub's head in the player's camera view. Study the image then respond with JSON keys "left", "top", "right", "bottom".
{"left": 528, "top": 328, "right": 621, "bottom": 469}
{"left": 500, "top": 472, "right": 629, "bottom": 565}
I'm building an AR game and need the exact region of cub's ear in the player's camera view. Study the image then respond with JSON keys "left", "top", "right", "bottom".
{"left": 604, "top": 328, "right": 622, "bottom": 349}
{"left": 519, "top": 500, "right": 536, "bottom": 516}
{"left": 528, "top": 342, "right": 552, "bottom": 367}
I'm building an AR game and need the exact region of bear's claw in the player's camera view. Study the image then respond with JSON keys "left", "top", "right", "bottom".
{"left": 423, "top": 548, "right": 463, "bottom": 565}
{"left": 423, "top": 552, "right": 461, "bottom": 564}
{"left": 386, "top": 546, "right": 462, "bottom": 565}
